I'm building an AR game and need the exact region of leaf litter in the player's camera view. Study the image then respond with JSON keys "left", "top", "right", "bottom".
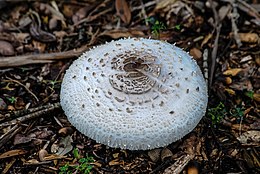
{"left": 0, "top": 0, "right": 259, "bottom": 173}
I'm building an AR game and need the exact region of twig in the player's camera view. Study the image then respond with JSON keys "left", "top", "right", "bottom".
{"left": 132, "top": 0, "right": 158, "bottom": 11}
{"left": 203, "top": 49, "right": 209, "bottom": 85}
{"left": 5, "top": 76, "right": 39, "bottom": 102}
{"left": 236, "top": 0, "right": 260, "bottom": 20}
{"left": 163, "top": 154, "right": 193, "bottom": 174}
{"left": 139, "top": 0, "right": 149, "bottom": 26}
{"left": 0, "top": 103, "right": 61, "bottom": 129}
{"left": 2, "top": 103, "right": 59, "bottom": 122}
{"left": 229, "top": 2, "right": 242, "bottom": 47}
{"left": 209, "top": 0, "right": 222, "bottom": 88}
{"left": 0, "top": 124, "right": 22, "bottom": 149}
{"left": 210, "top": 24, "right": 222, "bottom": 88}
{"left": 0, "top": 44, "right": 90, "bottom": 67}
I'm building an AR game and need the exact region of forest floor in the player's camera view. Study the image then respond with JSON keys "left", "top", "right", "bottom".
{"left": 0, "top": 0, "right": 259, "bottom": 173}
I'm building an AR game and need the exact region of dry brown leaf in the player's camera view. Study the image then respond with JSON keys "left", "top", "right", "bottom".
{"left": 93, "top": 161, "right": 102, "bottom": 167}
{"left": 218, "top": 5, "right": 231, "bottom": 21}
{"left": 201, "top": 33, "right": 212, "bottom": 47}
{"left": 189, "top": 48, "right": 202, "bottom": 60}
{"left": 25, "top": 159, "right": 40, "bottom": 164}
{"left": 223, "top": 68, "right": 243, "bottom": 76}
{"left": 52, "top": 135, "right": 73, "bottom": 156}
{"left": 148, "top": 148, "right": 161, "bottom": 162}
{"left": 0, "top": 149, "right": 27, "bottom": 159}
{"left": 43, "top": 154, "right": 67, "bottom": 160}
{"left": 225, "top": 88, "right": 236, "bottom": 95}
{"left": 155, "top": 0, "right": 178, "bottom": 10}
{"left": 2, "top": 158, "right": 16, "bottom": 174}
{"left": 256, "top": 54, "right": 260, "bottom": 66}
{"left": 39, "top": 149, "right": 48, "bottom": 161}
{"left": 72, "top": 6, "right": 90, "bottom": 24}
{"left": 30, "top": 23, "right": 56, "bottom": 43}
{"left": 58, "top": 127, "right": 74, "bottom": 136}
{"left": 109, "top": 159, "right": 123, "bottom": 166}
{"left": 161, "top": 147, "right": 173, "bottom": 161}
{"left": 238, "top": 33, "right": 259, "bottom": 43}
{"left": 253, "top": 93, "right": 260, "bottom": 102}
{"left": 13, "top": 134, "right": 32, "bottom": 145}
{"left": 240, "top": 55, "right": 253, "bottom": 63}
{"left": 187, "top": 162, "right": 199, "bottom": 174}
{"left": 237, "top": 131, "right": 260, "bottom": 144}
{"left": 0, "top": 40, "right": 14, "bottom": 56}
{"left": 99, "top": 29, "right": 144, "bottom": 39}
{"left": 0, "top": 98, "right": 7, "bottom": 110}
{"left": 225, "top": 77, "right": 232, "bottom": 85}
{"left": 112, "top": 153, "right": 119, "bottom": 158}
{"left": 115, "top": 0, "right": 131, "bottom": 24}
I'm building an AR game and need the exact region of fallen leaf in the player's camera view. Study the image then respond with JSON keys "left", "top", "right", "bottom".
{"left": 2, "top": 158, "right": 16, "bottom": 174}
{"left": 100, "top": 29, "right": 144, "bottom": 39}
{"left": 237, "top": 131, "right": 260, "bottom": 144}
{"left": 250, "top": 119, "right": 260, "bottom": 130}
{"left": 30, "top": 23, "right": 56, "bottom": 43}
{"left": 58, "top": 127, "right": 74, "bottom": 136}
{"left": 218, "top": 5, "right": 231, "bottom": 21}
{"left": 13, "top": 134, "right": 32, "bottom": 145}
{"left": 93, "top": 161, "right": 102, "bottom": 167}
{"left": 53, "top": 135, "right": 73, "bottom": 156}
{"left": 0, "top": 98, "right": 7, "bottom": 110}
{"left": 223, "top": 68, "right": 243, "bottom": 76}
{"left": 112, "top": 153, "right": 119, "bottom": 158}
{"left": 0, "top": 40, "right": 15, "bottom": 56}
{"left": 148, "top": 149, "right": 161, "bottom": 162}
{"left": 230, "top": 79, "right": 253, "bottom": 91}
{"left": 189, "top": 48, "right": 202, "bottom": 60}
{"left": 155, "top": 0, "right": 178, "bottom": 10}
{"left": 29, "top": 128, "right": 53, "bottom": 139}
{"left": 240, "top": 55, "right": 252, "bottom": 63}
{"left": 255, "top": 54, "right": 260, "bottom": 66}
{"left": 225, "top": 77, "right": 232, "bottom": 85}
{"left": 43, "top": 154, "right": 67, "bottom": 161}
{"left": 0, "top": 149, "right": 27, "bottom": 159}
{"left": 109, "top": 159, "right": 123, "bottom": 166}
{"left": 25, "top": 159, "right": 40, "bottom": 164}
{"left": 161, "top": 147, "right": 173, "bottom": 161}
{"left": 39, "top": 149, "right": 48, "bottom": 161}
{"left": 225, "top": 88, "right": 236, "bottom": 95}
{"left": 238, "top": 33, "right": 259, "bottom": 43}
{"left": 72, "top": 6, "right": 91, "bottom": 24}
{"left": 201, "top": 33, "right": 212, "bottom": 47}
{"left": 115, "top": 0, "right": 131, "bottom": 24}
{"left": 253, "top": 93, "right": 260, "bottom": 102}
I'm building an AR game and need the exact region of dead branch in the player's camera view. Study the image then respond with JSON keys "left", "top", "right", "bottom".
{"left": 0, "top": 103, "right": 61, "bottom": 129}
{"left": 209, "top": 0, "right": 222, "bottom": 88}
{"left": 0, "top": 44, "right": 89, "bottom": 68}
{"left": 0, "top": 124, "right": 22, "bottom": 149}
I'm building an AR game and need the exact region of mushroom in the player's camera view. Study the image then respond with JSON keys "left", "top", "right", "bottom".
{"left": 60, "top": 38, "right": 208, "bottom": 150}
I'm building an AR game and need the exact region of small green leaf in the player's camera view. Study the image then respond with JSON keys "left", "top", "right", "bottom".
{"left": 73, "top": 148, "right": 80, "bottom": 159}
{"left": 245, "top": 91, "right": 254, "bottom": 99}
{"left": 175, "top": 24, "right": 181, "bottom": 30}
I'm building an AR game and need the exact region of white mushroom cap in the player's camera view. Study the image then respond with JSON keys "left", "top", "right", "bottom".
{"left": 60, "top": 38, "right": 208, "bottom": 150}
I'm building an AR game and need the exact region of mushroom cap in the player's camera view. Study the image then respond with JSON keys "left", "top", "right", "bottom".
{"left": 60, "top": 38, "right": 208, "bottom": 150}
